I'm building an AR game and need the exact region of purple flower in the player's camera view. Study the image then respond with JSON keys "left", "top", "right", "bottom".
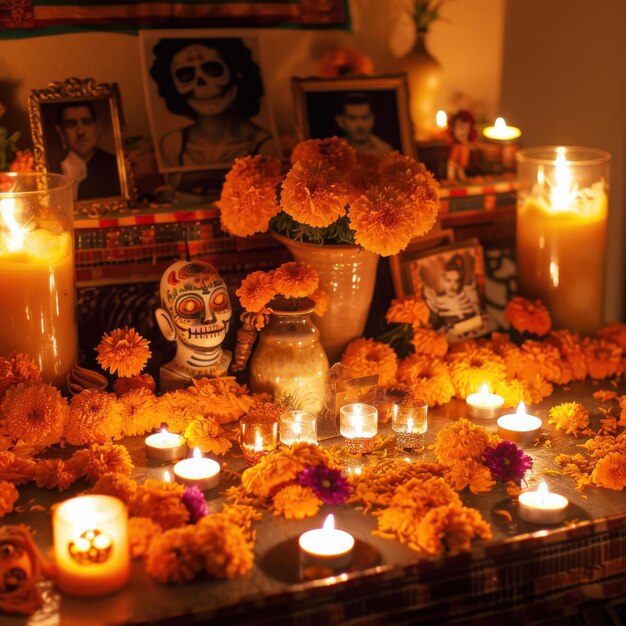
{"left": 483, "top": 440, "right": 533, "bottom": 483}
{"left": 182, "top": 486, "right": 209, "bottom": 523}
{"left": 297, "top": 465, "right": 350, "bottom": 505}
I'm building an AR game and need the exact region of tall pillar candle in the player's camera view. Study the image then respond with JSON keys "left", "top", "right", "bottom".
{"left": 0, "top": 173, "right": 77, "bottom": 387}
{"left": 516, "top": 146, "right": 610, "bottom": 335}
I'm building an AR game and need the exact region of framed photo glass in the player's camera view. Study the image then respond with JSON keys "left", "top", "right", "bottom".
{"left": 292, "top": 75, "right": 415, "bottom": 158}
{"left": 139, "top": 29, "right": 280, "bottom": 174}
{"left": 28, "top": 78, "right": 134, "bottom": 216}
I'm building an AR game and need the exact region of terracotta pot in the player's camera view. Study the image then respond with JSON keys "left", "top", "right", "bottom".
{"left": 272, "top": 231, "right": 380, "bottom": 363}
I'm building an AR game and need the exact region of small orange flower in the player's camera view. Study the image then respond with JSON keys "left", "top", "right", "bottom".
{"left": 92, "top": 472, "right": 137, "bottom": 504}
{"left": 33, "top": 459, "right": 78, "bottom": 491}
{"left": 591, "top": 452, "right": 626, "bottom": 490}
{"left": 411, "top": 328, "right": 448, "bottom": 358}
{"left": 582, "top": 337, "right": 622, "bottom": 379}
{"left": 0, "top": 480, "right": 19, "bottom": 517}
{"left": 341, "top": 337, "right": 398, "bottom": 386}
{"left": 386, "top": 296, "right": 430, "bottom": 329}
{"left": 272, "top": 262, "right": 319, "bottom": 298}
{"left": 271, "top": 484, "right": 322, "bottom": 519}
{"left": 66, "top": 390, "right": 124, "bottom": 445}
{"left": 0, "top": 451, "right": 35, "bottom": 485}
{"left": 308, "top": 288, "right": 329, "bottom": 317}
{"left": 96, "top": 326, "right": 151, "bottom": 378}
{"left": 597, "top": 322, "right": 626, "bottom": 351}
{"left": 445, "top": 459, "right": 495, "bottom": 494}
{"left": 434, "top": 418, "right": 491, "bottom": 466}
{"left": 0, "top": 352, "right": 41, "bottom": 398}
{"left": 290, "top": 137, "right": 356, "bottom": 173}
{"left": 70, "top": 443, "right": 134, "bottom": 484}
{"left": 446, "top": 345, "right": 507, "bottom": 399}
{"left": 236, "top": 270, "right": 276, "bottom": 313}
{"left": 505, "top": 297, "right": 551, "bottom": 336}
{"left": 396, "top": 354, "right": 455, "bottom": 407}
{"left": 548, "top": 402, "right": 591, "bottom": 437}
{"left": 546, "top": 330, "right": 587, "bottom": 383}
{"left": 184, "top": 418, "right": 234, "bottom": 456}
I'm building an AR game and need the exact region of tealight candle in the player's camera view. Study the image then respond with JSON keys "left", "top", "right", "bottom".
{"left": 298, "top": 514, "right": 355, "bottom": 572}
{"left": 483, "top": 116, "right": 522, "bottom": 141}
{"left": 279, "top": 410, "right": 317, "bottom": 446}
{"left": 53, "top": 495, "right": 130, "bottom": 597}
{"left": 174, "top": 447, "right": 220, "bottom": 491}
{"left": 497, "top": 401, "right": 542, "bottom": 443}
{"left": 392, "top": 400, "right": 428, "bottom": 452}
{"left": 145, "top": 428, "right": 187, "bottom": 462}
{"left": 518, "top": 481, "right": 569, "bottom": 525}
{"left": 466, "top": 384, "right": 505, "bottom": 420}
{"left": 339, "top": 403, "right": 378, "bottom": 454}
{"left": 241, "top": 412, "right": 278, "bottom": 465}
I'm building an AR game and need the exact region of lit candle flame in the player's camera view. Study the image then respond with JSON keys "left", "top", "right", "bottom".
{"left": 254, "top": 433, "right": 263, "bottom": 451}
{"left": 516, "top": 401, "right": 526, "bottom": 417}
{"left": 192, "top": 447, "right": 202, "bottom": 459}
{"left": 323, "top": 514, "right": 335, "bottom": 530}
{"left": 407, "top": 417, "right": 413, "bottom": 433}
{"left": 537, "top": 480, "right": 548, "bottom": 505}
{"left": 436, "top": 110, "right": 447, "bottom": 129}
{"left": 163, "top": 470, "right": 171, "bottom": 482}
{"left": 0, "top": 198, "right": 27, "bottom": 251}
{"left": 480, "top": 383, "right": 489, "bottom": 395}
{"left": 549, "top": 146, "right": 577, "bottom": 211}
{"left": 494, "top": 117, "right": 506, "bottom": 132}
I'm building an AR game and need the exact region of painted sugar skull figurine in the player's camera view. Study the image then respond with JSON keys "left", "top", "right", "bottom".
{"left": 155, "top": 259, "right": 232, "bottom": 391}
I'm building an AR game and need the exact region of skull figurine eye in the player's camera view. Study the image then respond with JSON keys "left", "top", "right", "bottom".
{"left": 211, "top": 292, "right": 229, "bottom": 312}
{"left": 174, "top": 66, "right": 196, "bottom": 84}
{"left": 176, "top": 295, "right": 203, "bottom": 318}
{"left": 0, "top": 542, "right": 17, "bottom": 559}
{"left": 201, "top": 60, "right": 226, "bottom": 78}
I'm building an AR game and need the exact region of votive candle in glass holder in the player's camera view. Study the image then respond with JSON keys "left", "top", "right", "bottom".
{"left": 516, "top": 146, "right": 610, "bottom": 334}
{"left": 240, "top": 412, "right": 278, "bottom": 465}
{"left": 339, "top": 403, "right": 378, "bottom": 454}
{"left": 0, "top": 172, "right": 77, "bottom": 388}
{"left": 279, "top": 409, "right": 317, "bottom": 445}
{"left": 53, "top": 495, "right": 130, "bottom": 597}
{"left": 392, "top": 400, "right": 428, "bottom": 452}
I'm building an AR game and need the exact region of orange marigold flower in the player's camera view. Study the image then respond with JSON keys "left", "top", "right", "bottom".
{"left": 9, "top": 149, "right": 35, "bottom": 173}
{"left": 445, "top": 459, "right": 495, "bottom": 494}
{"left": 341, "top": 338, "right": 398, "bottom": 386}
{"left": 130, "top": 479, "right": 189, "bottom": 531}
{"left": 33, "top": 459, "right": 78, "bottom": 491}
{"left": 548, "top": 402, "right": 591, "bottom": 437}
{"left": 145, "top": 526, "right": 202, "bottom": 584}
{"left": 186, "top": 377, "right": 257, "bottom": 425}
{"left": 290, "top": 137, "right": 356, "bottom": 172}
{"left": 272, "top": 261, "right": 319, "bottom": 298}
{"left": 591, "top": 452, "right": 626, "bottom": 490}
{"left": 546, "top": 330, "right": 587, "bottom": 382}
{"left": 396, "top": 354, "right": 455, "bottom": 406}
{"left": 129, "top": 517, "right": 162, "bottom": 559}
{"left": 236, "top": 270, "right": 277, "bottom": 313}
{"left": 153, "top": 390, "right": 202, "bottom": 434}
{"left": 271, "top": 484, "right": 322, "bottom": 519}
{"left": 496, "top": 374, "right": 553, "bottom": 407}
{"left": 0, "top": 451, "right": 35, "bottom": 485}
{"left": 0, "top": 480, "right": 18, "bottom": 517}
{"left": 386, "top": 296, "right": 430, "bottom": 329}
{"left": 280, "top": 160, "right": 349, "bottom": 228}
{"left": 318, "top": 48, "right": 374, "bottom": 78}
{"left": 113, "top": 373, "right": 156, "bottom": 396}
{"left": 446, "top": 345, "right": 507, "bottom": 399}
{"left": 582, "top": 337, "right": 623, "bottom": 379}
{"left": 1, "top": 382, "right": 69, "bottom": 448}
{"left": 348, "top": 185, "right": 416, "bottom": 256}
{"left": 619, "top": 396, "right": 626, "bottom": 428}
{"left": 70, "top": 443, "right": 134, "bottom": 484}
{"left": 118, "top": 387, "right": 160, "bottom": 437}
{"left": 184, "top": 418, "right": 233, "bottom": 456}
{"left": 411, "top": 328, "right": 448, "bottom": 358}
{"left": 96, "top": 326, "right": 151, "bottom": 378}
{"left": 519, "top": 340, "right": 565, "bottom": 384}
{"left": 66, "top": 390, "right": 124, "bottom": 445}
{"left": 597, "top": 321, "right": 626, "bottom": 351}
{"left": 0, "top": 352, "right": 41, "bottom": 398}
{"left": 308, "top": 288, "right": 329, "bottom": 317}
{"left": 434, "top": 418, "right": 491, "bottom": 466}
{"left": 91, "top": 472, "right": 137, "bottom": 504}
{"left": 505, "top": 297, "right": 551, "bottom": 336}
{"left": 195, "top": 516, "right": 255, "bottom": 578}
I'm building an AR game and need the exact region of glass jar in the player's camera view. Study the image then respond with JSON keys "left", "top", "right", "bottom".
{"left": 0, "top": 172, "right": 77, "bottom": 388}
{"left": 249, "top": 299, "right": 329, "bottom": 413}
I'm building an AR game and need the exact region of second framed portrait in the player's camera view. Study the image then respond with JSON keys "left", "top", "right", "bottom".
{"left": 139, "top": 29, "right": 280, "bottom": 174}
{"left": 292, "top": 75, "right": 415, "bottom": 158}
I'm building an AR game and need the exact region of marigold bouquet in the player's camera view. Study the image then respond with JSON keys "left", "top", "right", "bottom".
{"left": 217, "top": 137, "right": 439, "bottom": 257}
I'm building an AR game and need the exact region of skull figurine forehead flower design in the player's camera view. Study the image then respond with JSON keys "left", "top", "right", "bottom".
{"left": 160, "top": 260, "right": 232, "bottom": 351}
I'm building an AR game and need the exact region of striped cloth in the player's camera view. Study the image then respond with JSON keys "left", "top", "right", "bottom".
{"left": 0, "top": 0, "right": 349, "bottom": 35}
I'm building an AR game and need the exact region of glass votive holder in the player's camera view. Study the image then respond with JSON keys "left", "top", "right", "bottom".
{"left": 339, "top": 403, "right": 378, "bottom": 454}
{"left": 392, "top": 400, "right": 428, "bottom": 452}
{"left": 279, "top": 410, "right": 317, "bottom": 446}
{"left": 240, "top": 412, "right": 278, "bottom": 465}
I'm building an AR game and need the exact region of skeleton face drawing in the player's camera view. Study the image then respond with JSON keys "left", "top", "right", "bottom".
{"left": 171, "top": 45, "right": 237, "bottom": 116}
{"left": 160, "top": 260, "right": 232, "bottom": 351}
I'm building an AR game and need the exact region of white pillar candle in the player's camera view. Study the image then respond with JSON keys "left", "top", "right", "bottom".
{"left": 145, "top": 428, "right": 187, "bottom": 462}
{"left": 466, "top": 384, "right": 505, "bottom": 420}
{"left": 53, "top": 495, "right": 130, "bottom": 597}
{"left": 299, "top": 514, "right": 355, "bottom": 571}
{"left": 174, "top": 447, "right": 220, "bottom": 491}
{"left": 497, "top": 401, "right": 542, "bottom": 443}
{"left": 518, "top": 481, "right": 569, "bottom": 525}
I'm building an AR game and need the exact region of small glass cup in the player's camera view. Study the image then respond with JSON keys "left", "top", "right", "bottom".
{"left": 240, "top": 413, "right": 278, "bottom": 465}
{"left": 279, "top": 410, "right": 317, "bottom": 446}
{"left": 392, "top": 400, "right": 428, "bottom": 453}
{"left": 339, "top": 403, "right": 378, "bottom": 454}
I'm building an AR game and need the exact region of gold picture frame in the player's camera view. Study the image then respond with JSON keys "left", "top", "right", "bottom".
{"left": 292, "top": 75, "right": 416, "bottom": 158}
{"left": 28, "top": 77, "right": 136, "bottom": 217}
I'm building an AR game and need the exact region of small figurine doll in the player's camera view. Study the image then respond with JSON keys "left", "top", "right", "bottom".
{"left": 155, "top": 259, "right": 232, "bottom": 391}
{"left": 446, "top": 109, "right": 477, "bottom": 182}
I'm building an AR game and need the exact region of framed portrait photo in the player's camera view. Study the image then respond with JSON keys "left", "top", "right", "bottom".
{"left": 399, "top": 238, "right": 498, "bottom": 342}
{"left": 28, "top": 77, "right": 134, "bottom": 216}
{"left": 139, "top": 29, "right": 280, "bottom": 174}
{"left": 292, "top": 75, "right": 415, "bottom": 158}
